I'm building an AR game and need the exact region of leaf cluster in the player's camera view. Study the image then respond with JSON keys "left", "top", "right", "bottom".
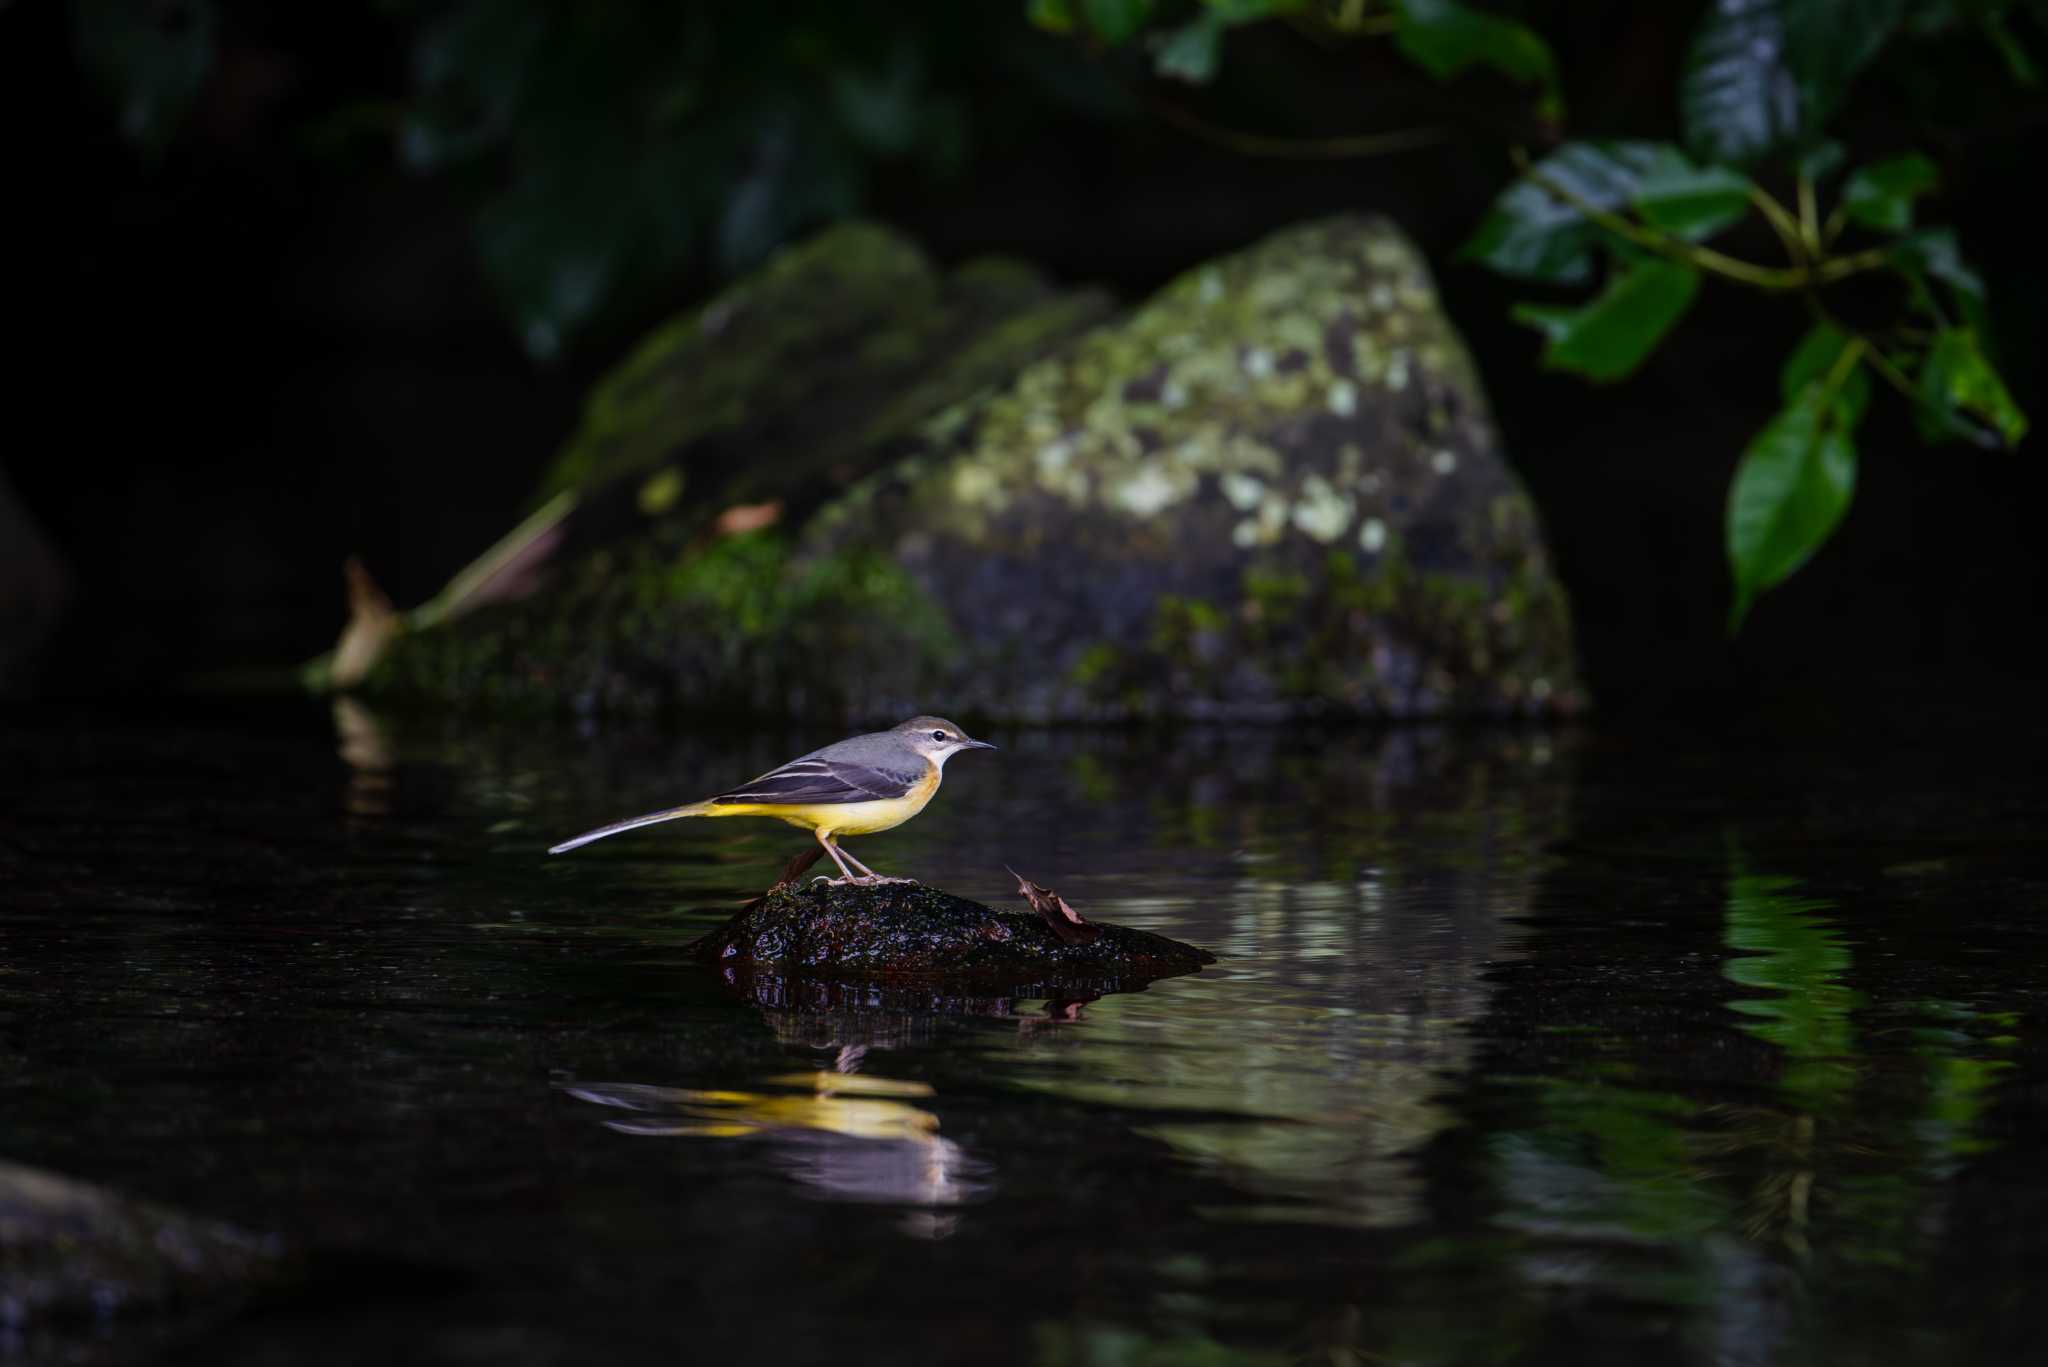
{"left": 1036, "top": 0, "right": 2038, "bottom": 630}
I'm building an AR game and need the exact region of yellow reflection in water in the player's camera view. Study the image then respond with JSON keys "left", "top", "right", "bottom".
{"left": 562, "top": 1069, "right": 989, "bottom": 1231}
{"left": 565, "top": 1074, "right": 938, "bottom": 1142}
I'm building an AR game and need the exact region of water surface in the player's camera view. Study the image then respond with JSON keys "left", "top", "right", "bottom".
{"left": 3, "top": 701, "right": 2044, "bottom": 1364}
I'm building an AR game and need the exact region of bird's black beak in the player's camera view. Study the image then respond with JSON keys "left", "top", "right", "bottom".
{"left": 964, "top": 739, "right": 998, "bottom": 751}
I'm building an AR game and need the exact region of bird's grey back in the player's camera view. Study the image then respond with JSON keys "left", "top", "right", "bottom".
{"left": 806, "top": 728, "right": 918, "bottom": 768}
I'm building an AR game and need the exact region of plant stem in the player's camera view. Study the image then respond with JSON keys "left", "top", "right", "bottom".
{"left": 1860, "top": 343, "right": 1921, "bottom": 406}
{"left": 1523, "top": 167, "right": 1859, "bottom": 293}
{"left": 1517, "top": 155, "right": 1892, "bottom": 293}
{"left": 1821, "top": 204, "right": 1848, "bottom": 250}
{"left": 1796, "top": 173, "right": 1821, "bottom": 255}
{"left": 1146, "top": 95, "right": 1445, "bottom": 159}
{"left": 1823, "top": 332, "right": 1867, "bottom": 393}
{"left": 1807, "top": 295, "right": 1932, "bottom": 415}
{"left": 1750, "top": 187, "right": 1807, "bottom": 264}
{"left": 1310, "top": 1, "right": 1400, "bottom": 37}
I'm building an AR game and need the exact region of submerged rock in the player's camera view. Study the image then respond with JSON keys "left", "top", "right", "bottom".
{"left": 694, "top": 881, "right": 1214, "bottom": 988}
{"left": 0, "top": 1159, "right": 281, "bottom": 1329}
{"left": 369, "top": 215, "right": 1578, "bottom": 719}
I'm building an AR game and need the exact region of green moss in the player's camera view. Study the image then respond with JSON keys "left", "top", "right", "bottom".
{"left": 370, "top": 215, "right": 1578, "bottom": 721}
{"left": 536, "top": 222, "right": 943, "bottom": 500}
{"left": 1242, "top": 567, "right": 1310, "bottom": 611}
{"left": 372, "top": 529, "right": 957, "bottom": 717}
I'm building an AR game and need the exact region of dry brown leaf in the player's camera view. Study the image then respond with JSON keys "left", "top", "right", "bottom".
{"left": 1005, "top": 865, "right": 1101, "bottom": 945}
{"left": 713, "top": 500, "right": 784, "bottom": 536}
{"left": 329, "top": 556, "right": 400, "bottom": 689}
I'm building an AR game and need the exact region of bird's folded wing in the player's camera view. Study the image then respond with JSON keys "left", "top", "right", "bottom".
{"left": 710, "top": 756, "right": 923, "bottom": 806}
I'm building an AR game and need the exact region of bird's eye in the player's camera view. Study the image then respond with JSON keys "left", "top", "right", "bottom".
{"left": 931, "top": 730, "right": 948, "bottom": 741}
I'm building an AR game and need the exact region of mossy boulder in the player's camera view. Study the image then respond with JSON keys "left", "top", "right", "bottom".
{"left": 370, "top": 222, "right": 1113, "bottom": 715}
{"left": 694, "top": 881, "right": 1214, "bottom": 990}
{"left": 536, "top": 222, "right": 1113, "bottom": 515}
{"left": 811, "top": 214, "right": 1577, "bottom": 719}
{"left": 373, "top": 215, "right": 1579, "bottom": 719}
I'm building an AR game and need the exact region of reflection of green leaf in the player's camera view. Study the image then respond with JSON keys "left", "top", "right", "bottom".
{"left": 1921, "top": 1056, "right": 2010, "bottom": 1163}
{"left": 1511, "top": 258, "right": 1701, "bottom": 383}
{"left": 1033, "top": 1320, "right": 1290, "bottom": 1366}
{"left": 1725, "top": 358, "right": 1864, "bottom": 632}
{"left": 1497, "top": 1078, "right": 1723, "bottom": 1266}
{"left": 1841, "top": 152, "right": 1939, "bottom": 233}
{"left": 1392, "top": 0, "right": 1564, "bottom": 119}
{"left": 1723, "top": 867, "right": 1857, "bottom": 1103}
{"left": 1918, "top": 326, "right": 2029, "bottom": 448}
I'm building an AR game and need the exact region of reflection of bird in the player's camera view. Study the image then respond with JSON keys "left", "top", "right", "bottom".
{"left": 548, "top": 716, "right": 995, "bottom": 883}
{"left": 562, "top": 1073, "right": 992, "bottom": 1233}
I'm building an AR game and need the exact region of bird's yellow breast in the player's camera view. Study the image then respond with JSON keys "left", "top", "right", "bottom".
{"left": 708, "top": 761, "right": 941, "bottom": 837}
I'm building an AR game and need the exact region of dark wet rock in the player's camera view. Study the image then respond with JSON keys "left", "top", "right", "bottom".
{"left": 0, "top": 1159, "right": 282, "bottom": 1330}
{"left": 369, "top": 215, "right": 1578, "bottom": 719}
{"left": 693, "top": 881, "right": 1214, "bottom": 988}
{"left": 0, "top": 462, "right": 69, "bottom": 696}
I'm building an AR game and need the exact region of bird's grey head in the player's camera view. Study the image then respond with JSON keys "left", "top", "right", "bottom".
{"left": 894, "top": 715, "right": 996, "bottom": 765}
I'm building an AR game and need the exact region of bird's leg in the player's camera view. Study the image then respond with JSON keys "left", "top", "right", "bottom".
{"left": 837, "top": 846, "right": 913, "bottom": 885}
{"left": 813, "top": 832, "right": 869, "bottom": 885}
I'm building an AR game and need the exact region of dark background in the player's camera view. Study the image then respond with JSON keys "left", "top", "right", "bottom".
{"left": 9, "top": 1, "right": 2046, "bottom": 719}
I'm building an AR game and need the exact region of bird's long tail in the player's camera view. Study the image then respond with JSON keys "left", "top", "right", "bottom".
{"left": 548, "top": 801, "right": 712, "bottom": 855}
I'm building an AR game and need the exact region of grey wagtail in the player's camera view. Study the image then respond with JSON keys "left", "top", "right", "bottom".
{"left": 547, "top": 716, "right": 996, "bottom": 883}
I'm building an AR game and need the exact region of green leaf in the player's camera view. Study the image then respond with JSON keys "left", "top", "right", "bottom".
{"left": 1892, "top": 227, "right": 1988, "bottom": 331}
{"left": 1027, "top": 0, "right": 1078, "bottom": 32}
{"left": 1796, "top": 139, "right": 1846, "bottom": 183}
{"left": 1633, "top": 157, "right": 1755, "bottom": 241}
{"left": 1983, "top": 11, "right": 2041, "bottom": 84}
{"left": 1682, "top": 0, "right": 1906, "bottom": 165}
{"left": 1918, "top": 327, "right": 2030, "bottom": 447}
{"left": 1081, "top": 0, "right": 1155, "bottom": 44}
{"left": 1392, "top": 0, "right": 1564, "bottom": 119}
{"left": 1461, "top": 140, "right": 1670, "bottom": 284}
{"left": 1726, "top": 358, "right": 1866, "bottom": 632}
{"left": 1511, "top": 258, "right": 1702, "bottom": 383}
{"left": 400, "top": 2, "right": 547, "bottom": 172}
{"left": 71, "top": 0, "right": 220, "bottom": 158}
{"left": 1841, "top": 152, "right": 1939, "bottom": 233}
{"left": 1780, "top": 323, "right": 1873, "bottom": 421}
{"left": 1154, "top": 11, "right": 1226, "bottom": 81}
{"left": 1894, "top": 228, "right": 1985, "bottom": 301}
{"left": 1148, "top": 1, "right": 1296, "bottom": 82}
